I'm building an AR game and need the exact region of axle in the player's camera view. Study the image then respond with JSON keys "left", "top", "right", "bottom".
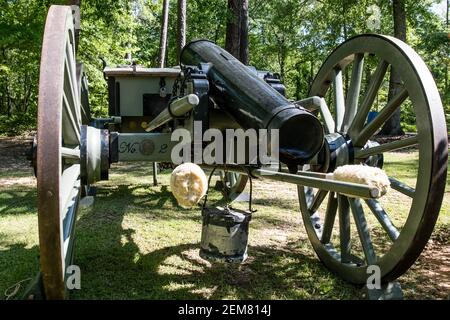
{"left": 199, "top": 163, "right": 380, "bottom": 199}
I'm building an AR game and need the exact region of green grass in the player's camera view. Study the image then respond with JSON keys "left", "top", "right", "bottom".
{"left": 0, "top": 152, "right": 449, "bottom": 300}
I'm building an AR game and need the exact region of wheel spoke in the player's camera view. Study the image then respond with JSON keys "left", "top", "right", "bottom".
{"left": 64, "top": 59, "right": 80, "bottom": 123}
{"left": 298, "top": 185, "right": 309, "bottom": 214}
{"left": 62, "top": 92, "right": 81, "bottom": 144}
{"left": 342, "top": 53, "right": 364, "bottom": 132}
{"left": 64, "top": 39, "right": 81, "bottom": 122}
{"left": 355, "top": 135, "right": 419, "bottom": 158}
{"left": 365, "top": 199, "right": 400, "bottom": 241}
{"left": 319, "top": 98, "right": 335, "bottom": 133}
{"left": 321, "top": 192, "right": 338, "bottom": 244}
{"left": 309, "top": 189, "right": 328, "bottom": 213}
{"left": 349, "top": 198, "right": 377, "bottom": 265}
{"left": 63, "top": 63, "right": 79, "bottom": 127}
{"left": 338, "top": 195, "right": 351, "bottom": 263}
{"left": 62, "top": 177, "right": 80, "bottom": 259}
{"left": 389, "top": 177, "right": 415, "bottom": 197}
{"left": 353, "top": 88, "right": 408, "bottom": 146}
{"left": 61, "top": 147, "right": 80, "bottom": 160}
{"left": 348, "top": 60, "right": 389, "bottom": 139}
{"left": 304, "top": 186, "right": 314, "bottom": 208}
{"left": 60, "top": 164, "right": 80, "bottom": 221}
{"left": 333, "top": 68, "right": 345, "bottom": 132}
{"left": 229, "top": 173, "right": 236, "bottom": 187}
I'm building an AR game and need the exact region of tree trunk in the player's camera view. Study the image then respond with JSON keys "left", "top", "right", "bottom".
{"left": 295, "top": 74, "right": 301, "bottom": 100}
{"left": 446, "top": 0, "right": 449, "bottom": 94}
{"left": 279, "top": 54, "right": 285, "bottom": 81}
{"left": 23, "top": 73, "right": 32, "bottom": 113}
{"left": 176, "top": 0, "right": 186, "bottom": 64}
{"left": 239, "top": 0, "right": 249, "bottom": 65}
{"left": 0, "top": 48, "right": 4, "bottom": 114}
{"left": 6, "top": 81, "right": 11, "bottom": 118}
{"left": 225, "top": 0, "right": 240, "bottom": 59}
{"left": 380, "top": 0, "right": 405, "bottom": 135}
{"left": 277, "top": 42, "right": 286, "bottom": 81}
{"left": 225, "top": 0, "right": 248, "bottom": 64}
{"left": 158, "top": 0, "right": 170, "bottom": 68}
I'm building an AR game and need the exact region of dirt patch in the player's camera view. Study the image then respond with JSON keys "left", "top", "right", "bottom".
{"left": 0, "top": 135, "right": 35, "bottom": 188}
{"left": 372, "top": 134, "right": 450, "bottom": 152}
{"left": 404, "top": 238, "right": 450, "bottom": 299}
{"left": 0, "top": 135, "right": 34, "bottom": 172}
{"left": 422, "top": 242, "right": 450, "bottom": 290}
{"left": 0, "top": 176, "right": 36, "bottom": 187}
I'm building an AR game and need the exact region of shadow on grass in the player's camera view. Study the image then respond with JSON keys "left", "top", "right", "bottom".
{"left": 70, "top": 230, "right": 360, "bottom": 299}
{"left": 62, "top": 181, "right": 361, "bottom": 300}
{"left": 97, "top": 182, "right": 307, "bottom": 235}
{"left": 0, "top": 243, "right": 40, "bottom": 299}
{"left": 0, "top": 188, "right": 36, "bottom": 216}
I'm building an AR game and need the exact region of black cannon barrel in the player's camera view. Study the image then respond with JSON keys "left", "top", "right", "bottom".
{"left": 180, "top": 40, "right": 324, "bottom": 165}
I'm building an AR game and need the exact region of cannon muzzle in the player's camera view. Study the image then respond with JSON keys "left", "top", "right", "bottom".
{"left": 180, "top": 40, "right": 324, "bottom": 165}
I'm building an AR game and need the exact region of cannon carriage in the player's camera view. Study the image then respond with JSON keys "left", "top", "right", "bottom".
{"left": 30, "top": 5, "right": 448, "bottom": 299}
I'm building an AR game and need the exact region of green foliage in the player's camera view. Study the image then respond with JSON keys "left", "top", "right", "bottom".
{"left": 0, "top": 0, "right": 448, "bottom": 134}
{"left": 0, "top": 0, "right": 58, "bottom": 135}
{"left": 77, "top": 0, "right": 141, "bottom": 117}
{"left": 0, "top": 113, "right": 36, "bottom": 136}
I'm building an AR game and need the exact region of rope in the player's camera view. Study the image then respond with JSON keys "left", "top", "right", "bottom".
{"left": 4, "top": 277, "right": 32, "bottom": 300}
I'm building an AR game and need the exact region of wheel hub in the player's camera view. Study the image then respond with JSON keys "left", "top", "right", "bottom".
{"left": 311, "top": 133, "right": 383, "bottom": 173}
{"left": 80, "top": 125, "right": 110, "bottom": 185}
{"left": 323, "top": 133, "right": 353, "bottom": 172}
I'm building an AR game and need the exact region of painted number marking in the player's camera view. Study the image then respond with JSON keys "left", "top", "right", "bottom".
{"left": 119, "top": 142, "right": 139, "bottom": 154}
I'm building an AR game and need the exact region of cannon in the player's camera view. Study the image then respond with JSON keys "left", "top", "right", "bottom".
{"left": 29, "top": 5, "right": 448, "bottom": 299}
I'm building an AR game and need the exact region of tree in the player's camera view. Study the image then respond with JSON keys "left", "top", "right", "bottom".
{"left": 158, "top": 0, "right": 170, "bottom": 68}
{"left": 225, "top": 0, "right": 240, "bottom": 59}
{"left": 239, "top": 0, "right": 249, "bottom": 64}
{"left": 176, "top": 0, "right": 186, "bottom": 64}
{"left": 380, "top": 0, "right": 406, "bottom": 135}
{"left": 225, "top": 0, "right": 249, "bottom": 64}
{"left": 446, "top": 0, "right": 449, "bottom": 98}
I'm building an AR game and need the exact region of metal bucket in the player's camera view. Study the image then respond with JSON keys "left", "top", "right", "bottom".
{"left": 199, "top": 167, "right": 254, "bottom": 263}
{"left": 200, "top": 206, "right": 252, "bottom": 263}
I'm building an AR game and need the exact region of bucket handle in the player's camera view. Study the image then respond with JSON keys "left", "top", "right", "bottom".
{"left": 202, "top": 166, "right": 255, "bottom": 213}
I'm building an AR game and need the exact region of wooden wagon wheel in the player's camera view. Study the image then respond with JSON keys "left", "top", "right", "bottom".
{"left": 37, "top": 5, "right": 82, "bottom": 299}
{"left": 298, "top": 34, "right": 448, "bottom": 284}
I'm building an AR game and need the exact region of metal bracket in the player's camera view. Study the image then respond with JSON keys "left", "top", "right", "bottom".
{"left": 188, "top": 68, "right": 210, "bottom": 133}
{"left": 159, "top": 77, "right": 167, "bottom": 98}
{"left": 365, "top": 281, "right": 404, "bottom": 300}
{"left": 80, "top": 196, "right": 94, "bottom": 208}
